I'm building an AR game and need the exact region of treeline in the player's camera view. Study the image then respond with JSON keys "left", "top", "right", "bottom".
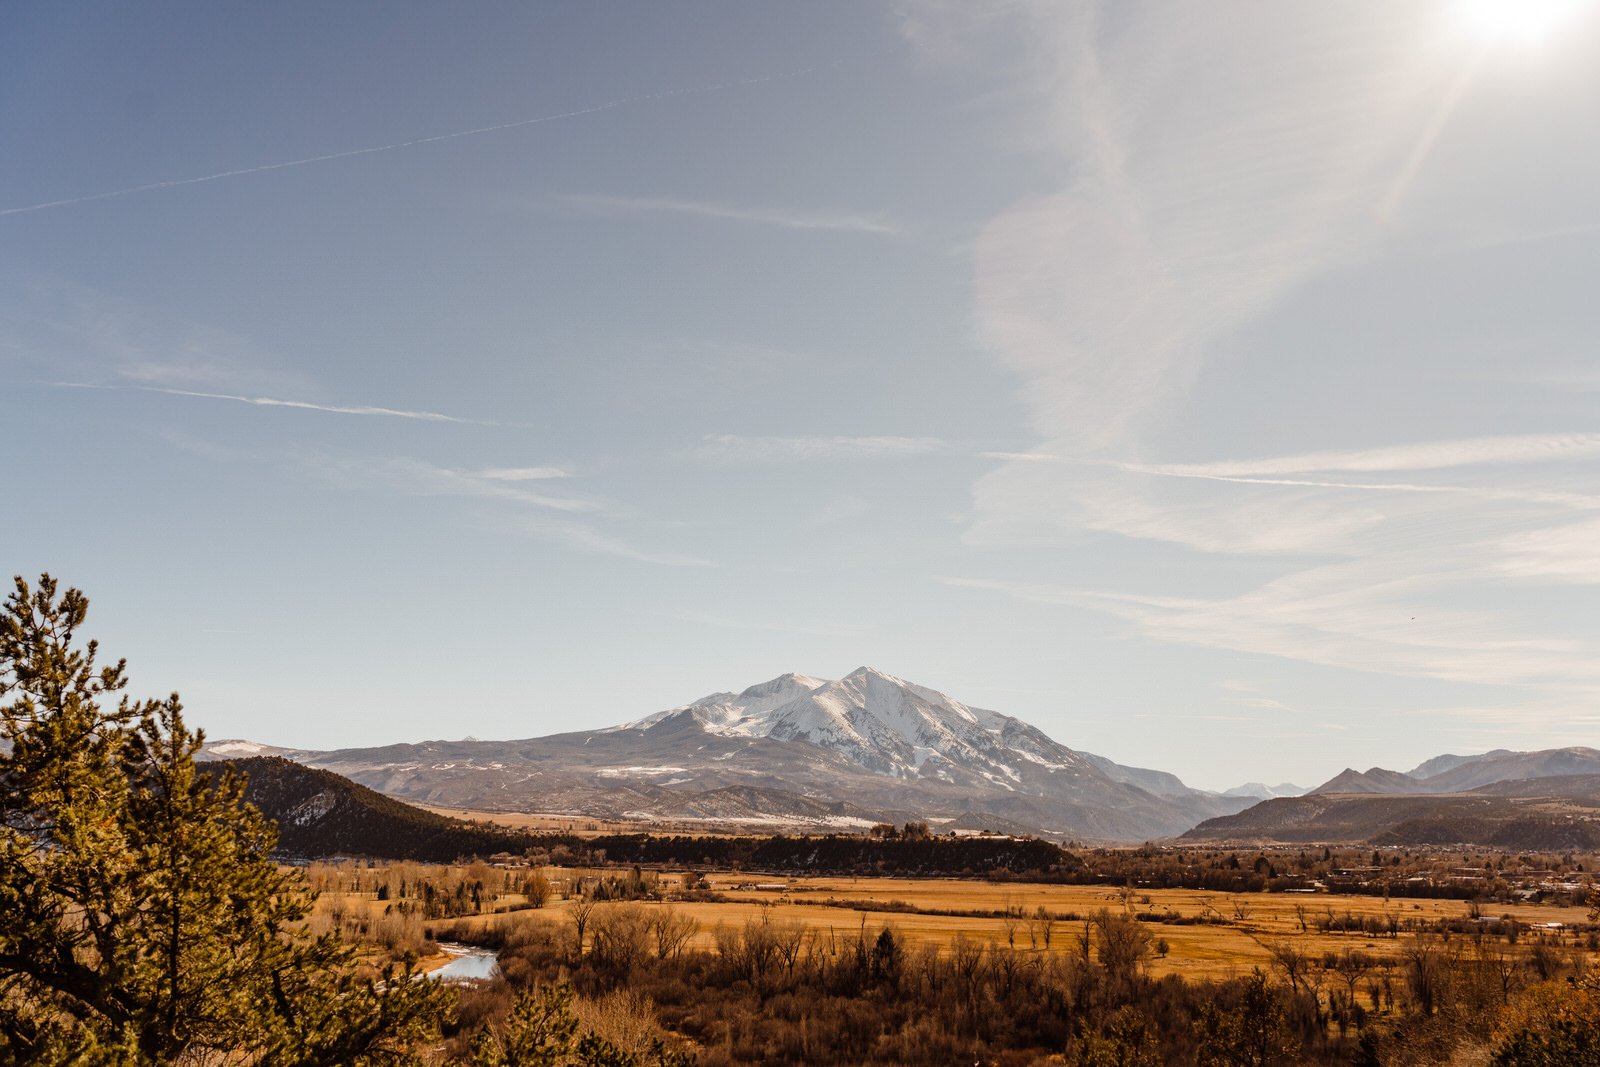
{"left": 571, "top": 832, "right": 1074, "bottom": 877}
{"left": 1039, "top": 845, "right": 1598, "bottom": 906}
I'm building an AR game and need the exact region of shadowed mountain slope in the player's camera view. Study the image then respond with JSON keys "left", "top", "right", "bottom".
{"left": 1184, "top": 775, "right": 1600, "bottom": 847}
{"left": 209, "top": 757, "right": 534, "bottom": 862}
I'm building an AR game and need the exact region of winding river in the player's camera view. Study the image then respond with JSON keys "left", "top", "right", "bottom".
{"left": 428, "top": 942, "right": 499, "bottom": 982}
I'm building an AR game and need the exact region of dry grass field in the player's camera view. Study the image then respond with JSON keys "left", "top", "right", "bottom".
{"left": 313, "top": 863, "right": 1597, "bottom": 982}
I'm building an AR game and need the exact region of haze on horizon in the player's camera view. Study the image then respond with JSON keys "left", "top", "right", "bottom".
{"left": 5, "top": 1, "right": 1599, "bottom": 792}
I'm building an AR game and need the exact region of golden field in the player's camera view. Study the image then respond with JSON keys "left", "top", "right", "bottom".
{"left": 311, "top": 864, "right": 1596, "bottom": 982}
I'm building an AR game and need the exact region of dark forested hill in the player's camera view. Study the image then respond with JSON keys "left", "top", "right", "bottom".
{"left": 211, "top": 757, "right": 534, "bottom": 862}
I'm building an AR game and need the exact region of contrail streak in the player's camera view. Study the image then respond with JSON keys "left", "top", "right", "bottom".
{"left": 50, "top": 382, "right": 491, "bottom": 424}
{"left": 2, "top": 65, "right": 833, "bottom": 218}
{"left": 1107, "top": 460, "right": 1600, "bottom": 510}
{"left": 987, "top": 451, "right": 1600, "bottom": 508}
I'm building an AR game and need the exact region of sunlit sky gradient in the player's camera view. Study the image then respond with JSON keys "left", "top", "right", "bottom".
{"left": 5, "top": 2, "right": 1600, "bottom": 791}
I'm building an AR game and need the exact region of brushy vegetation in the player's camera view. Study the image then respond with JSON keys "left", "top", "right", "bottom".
{"left": 430, "top": 890, "right": 1600, "bottom": 1065}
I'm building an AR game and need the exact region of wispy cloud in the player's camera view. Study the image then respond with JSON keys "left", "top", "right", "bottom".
{"left": 1150, "top": 433, "right": 1600, "bottom": 477}
{"left": 979, "top": 450, "right": 1059, "bottom": 463}
{"left": 956, "top": 5, "right": 1444, "bottom": 455}
{"left": 939, "top": 566, "right": 1600, "bottom": 692}
{"left": 3, "top": 275, "right": 313, "bottom": 394}
{"left": 980, "top": 444, "right": 1600, "bottom": 509}
{"left": 474, "top": 466, "right": 573, "bottom": 481}
{"left": 1227, "top": 696, "right": 1301, "bottom": 715}
{"left": 516, "top": 519, "right": 714, "bottom": 568}
{"left": 296, "top": 453, "right": 715, "bottom": 565}
{"left": 51, "top": 382, "right": 492, "bottom": 425}
{"left": 1, "top": 65, "right": 836, "bottom": 218}
{"left": 227, "top": 445, "right": 706, "bottom": 566}
{"left": 1490, "top": 519, "right": 1600, "bottom": 585}
{"left": 1104, "top": 461, "right": 1600, "bottom": 511}
{"left": 153, "top": 426, "right": 705, "bottom": 568}
{"left": 552, "top": 192, "right": 899, "bottom": 235}
{"left": 300, "top": 455, "right": 602, "bottom": 512}
{"left": 695, "top": 433, "right": 946, "bottom": 463}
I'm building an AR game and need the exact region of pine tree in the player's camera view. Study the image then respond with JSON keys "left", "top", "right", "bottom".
{"left": 0, "top": 574, "right": 453, "bottom": 1064}
{"left": 464, "top": 981, "right": 695, "bottom": 1067}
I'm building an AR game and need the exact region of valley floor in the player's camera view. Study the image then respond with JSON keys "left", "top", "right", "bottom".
{"left": 312, "top": 863, "right": 1598, "bottom": 984}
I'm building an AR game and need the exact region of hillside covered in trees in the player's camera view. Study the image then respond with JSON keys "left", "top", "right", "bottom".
{"left": 210, "top": 755, "right": 540, "bottom": 862}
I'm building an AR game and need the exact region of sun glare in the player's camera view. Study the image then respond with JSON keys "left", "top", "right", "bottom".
{"left": 1460, "top": 0, "right": 1586, "bottom": 43}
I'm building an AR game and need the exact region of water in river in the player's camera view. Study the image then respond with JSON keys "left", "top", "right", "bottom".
{"left": 429, "top": 942, "right": 499, "bottom": 982}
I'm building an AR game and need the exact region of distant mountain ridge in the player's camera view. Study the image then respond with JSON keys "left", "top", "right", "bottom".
{"left": 1307, "top": 747, "right": 1600, "bottom": 797}
{"left": 203, "top": 667, "right": 1252, "bottom": 842}
{"left": 1187, "top": 748, "right": 1600, "bottom": 846}
{"left": 1183, "top": 777, "right": 1600, "bottom": 849}
{"left": 1222, "top": 782, "right": 1308, "bottom": 800}
{"left": 1405, "top": 751, "right": 1514, "bottom": 779}
{"left": 1309, "top": 767, "right": 1430, "bottom": 796}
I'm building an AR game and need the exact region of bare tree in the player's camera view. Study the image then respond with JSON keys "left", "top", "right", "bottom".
{"left": 589, "top": 904, "right": 650, "bottom": 973}
{"left": 650, "top": 905, "right": 699, "bottom": 961}
{"left": 1465, "top": 934, "right": 1517, "bottom": 1004}
{"left": 1092, "top": 909, "right": 1151, "bottom": 981}
{"left": 985, "top": 944, "right": 1023, "bottom": 998}
{"left": 773, "top": 920, "right": 809, "bottom": 979}
{"left": 1402, "top": 936, "right": 1450, "bottom": 1016}
{"left": 1327, "top": 948, "right": 1373, "bottom": 1010}
{"left": 570, "top": 896, "right": 598, "bottom": 960}
{"left": 1075, "top": 919, "right": 1094, "bottom": 960}
{"left": 1001, "top": 895, "right": 1025, "bottom": 949}
{"left": 949, "top": 935, "right": 985, "bottom": 1032}
{"left": 1027, "top": 905, "right": 1055, "bottom": 951}
{"left": 1269, "top": 942, "right": 1312, "bottom": 997}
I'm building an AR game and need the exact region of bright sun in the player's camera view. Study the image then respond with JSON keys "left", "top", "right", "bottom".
{"left": 1460, "top": 0, "right": 1586, "bottom": 43}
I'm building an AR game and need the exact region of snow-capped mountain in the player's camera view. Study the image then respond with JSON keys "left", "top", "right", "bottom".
{"left": 624, "top": 667, "right": 1103, "bottom": 788}
{"left": 205, "top": 668, "right": 1255, "bottom": 841}
{"left": 196, "top": 739, "right": 309, "bottom": 761}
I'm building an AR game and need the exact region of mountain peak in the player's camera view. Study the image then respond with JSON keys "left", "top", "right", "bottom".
{"left": 741, "top": 671, "right": 827, "bottom": 693}
{"left": 839, "top": 665, "right": 908, "bottom": 692}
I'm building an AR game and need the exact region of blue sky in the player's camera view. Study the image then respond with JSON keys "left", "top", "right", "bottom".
{"left": 5, "top": 2, "right": 1599, "bottom": 790}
